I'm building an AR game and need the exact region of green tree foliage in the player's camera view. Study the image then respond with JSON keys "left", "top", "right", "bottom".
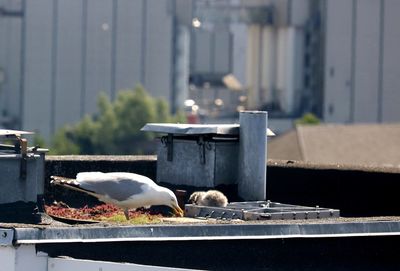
{"left": 50, "top": 85, "right": 185, "bottom": 155}
{"left": 295, "top": 112, "right": 321, "bottom": 125}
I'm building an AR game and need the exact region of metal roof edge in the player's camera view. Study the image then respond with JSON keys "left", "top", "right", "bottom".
{"left": 11, "top": 220, "right": 400, "bottom": 244}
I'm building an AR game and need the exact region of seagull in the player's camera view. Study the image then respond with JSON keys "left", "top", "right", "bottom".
{"left": 50, "top": 172, "right": 184, "bottom": 220}
{"left": 188, "top": 190, "right": 228, "bottom": 207}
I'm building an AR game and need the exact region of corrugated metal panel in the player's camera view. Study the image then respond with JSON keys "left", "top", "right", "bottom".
{"left": 144, "top": 0, "right": 173, "bottom": 99}
{"left": 4, "top": 15, "right": 22, "bottom": 123}
{"left": 23, "top": 0, "right": 53, "bottom": 137}
{"left": 115, "top": 0, "right": 143, "bottom": 92}
{"left": 55, "top": 0, "right": 84, "bottom": 130}
{"left": 0, "top": 10, "right": 7, "bottom": 113}
{"left": 382, "top": 0, "right": 400, "bottom": 122}
{"left": 323, "top": 0, "right": 353, "bottom": 122}
{"left": 353, "top": 0, "right": 380, "bottom": 122}
{"left": 84, "top": 0, "right": 113, "bottom": 114}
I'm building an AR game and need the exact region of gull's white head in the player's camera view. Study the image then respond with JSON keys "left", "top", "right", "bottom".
{"left": 156, "top": 187, "right": 184, "bottom": 217}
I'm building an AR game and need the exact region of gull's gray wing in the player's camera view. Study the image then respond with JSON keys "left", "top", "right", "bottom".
{"left": 79, "top": 175, "right": 145, "bottom": 202}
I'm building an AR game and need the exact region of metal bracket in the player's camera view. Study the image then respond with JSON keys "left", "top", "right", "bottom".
{"left": 161, "top": 134, "right": 174, "bottom": 162}
{"left": 197, "top": 136, "right": 212, "bottom": 165}
{"left": 0, "top": 229, "right": 14, "bottom": 246}
{"left": 19, "top": 137, "right": 28, "bottom": 181}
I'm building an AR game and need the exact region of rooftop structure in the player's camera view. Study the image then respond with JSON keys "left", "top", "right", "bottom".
{"left": 2, "top": 156, "right": 400, "bottom": 270}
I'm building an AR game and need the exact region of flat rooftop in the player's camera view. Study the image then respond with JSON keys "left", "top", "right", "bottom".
{"left": 3, "top": 156, "right": 400, "bottom": 269}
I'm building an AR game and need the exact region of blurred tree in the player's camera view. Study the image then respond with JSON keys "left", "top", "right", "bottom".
{"left": 295, "top": 112, "right": 321, "bottom": 125}
{"left": 33, "top": 134, "right": 48, "bottom": 149}
{"left": 51, "top": 126, "right": 81, "bottom": 155}
{"left": 51, "top": 85, "right": 185, "bottom": 155}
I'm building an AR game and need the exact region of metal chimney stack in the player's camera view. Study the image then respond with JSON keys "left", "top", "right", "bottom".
{"left": 238, "top": 111, "right": 268, "bottom": 201}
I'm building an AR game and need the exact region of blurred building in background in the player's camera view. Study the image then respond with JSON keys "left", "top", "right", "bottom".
{"left": 0, "top": 0, "right": 192, "bottom": 139}
{"left": 0, "top": 0, "right": 399, "bottom": 139}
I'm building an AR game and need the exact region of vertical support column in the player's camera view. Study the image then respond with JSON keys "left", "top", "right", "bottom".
{"left": 238, "top": 111, "right": 267, "bottom": 201}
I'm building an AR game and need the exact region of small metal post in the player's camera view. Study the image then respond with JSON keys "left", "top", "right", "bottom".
{"left": 238, "top": 111, "right": 267, "bottom": 201}
{"left": 161, "top": 134, "right": 174, "bottom": 162}
{"left": 175, "top": 189, "right": 187, "bottom": 210}
{"left": 19, "top": 137, "right": 28, "bottom": 181}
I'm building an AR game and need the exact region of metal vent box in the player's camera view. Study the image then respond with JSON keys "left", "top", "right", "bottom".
{"left": 158, "top": 138, "right": 239, "bottom": 187}
{"left": 142, "top": 123, "right": 241, "bottom": 187}
{"left": 0, "top": 130, "right": 47, "bottom": 204}
{"left": 0, "top": 153, "right": 45, "bottom": 204}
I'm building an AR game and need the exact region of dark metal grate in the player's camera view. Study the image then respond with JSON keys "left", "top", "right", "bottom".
{"left": 185, "top": 201, "right": 340, "bottom": 221}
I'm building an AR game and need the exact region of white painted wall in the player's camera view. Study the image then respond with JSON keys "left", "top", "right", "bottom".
{"left": 0, "top": 246, "right": 17, "bottom": 271}
{"left": 48, "top": 257, "right": 199, "bottom": 271}
{"left": 0, "top": 244, "right": 200, "bottom": 271}
{"left": 0, "top": 245, "right": 47, "bottom": 271}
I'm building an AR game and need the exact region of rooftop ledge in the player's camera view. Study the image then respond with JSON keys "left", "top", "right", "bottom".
{"left": 46, "top": 155, "right": 400, "bottom": 174}
{"left": 3, "top": 217, "right": 400, "bottom": 245}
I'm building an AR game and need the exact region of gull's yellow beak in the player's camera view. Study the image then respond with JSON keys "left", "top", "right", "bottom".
{"left": 172, "top": 204, "right": 184, "bottom": 217}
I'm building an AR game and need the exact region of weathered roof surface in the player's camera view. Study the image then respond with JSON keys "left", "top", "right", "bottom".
{"left": 268, "top": 123, "right": 400, "bottom": 167}
{"left": 268, "top": 130, "right": 302, "bottom": 161}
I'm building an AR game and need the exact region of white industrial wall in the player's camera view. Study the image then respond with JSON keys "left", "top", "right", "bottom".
{"left": 324, "top": 0, "right": 353, "bottom": 122}
{"left": 190, "top": 28, "right": 231, "bottom": 75}
{"left": 0, "top": 0, "right": 176, "bottom": 140}
{"left": 23, "top": 0, "right": 54, "bottom": 138}
{"left": 382, "top": 0, "right": 400, "bottom": 122}
{"left": 276, "top": 27, "right": 304, "bottom": 114}
{"left": 0, "top": 0, "right": 22, "bottom": 123}
{"left": 324, "top": 0, "right": 400, "bottom": 123}
{"left": 114, "top": 0, "right": 143, "bottom": 94}
{"left": 143, "top": 0, "right": 173, "bottom": 99}
{"left": 84, "top": 0, "right": 113, "bottom": 114}
{"left": 239, "top": 0, "right": 309, "bottom": 113}
{"left": 55, "top": 0, "right": 85, "bottom": 132}
{"left": 353, "top": 0, "right": 380, "bottom": 122}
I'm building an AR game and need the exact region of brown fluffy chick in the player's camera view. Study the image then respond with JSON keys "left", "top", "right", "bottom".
{"left": 188, "top": 191, "right": 206, "bottom": 205}
{"left": 188, "top": 190, "right": 228, "bottom": 207}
